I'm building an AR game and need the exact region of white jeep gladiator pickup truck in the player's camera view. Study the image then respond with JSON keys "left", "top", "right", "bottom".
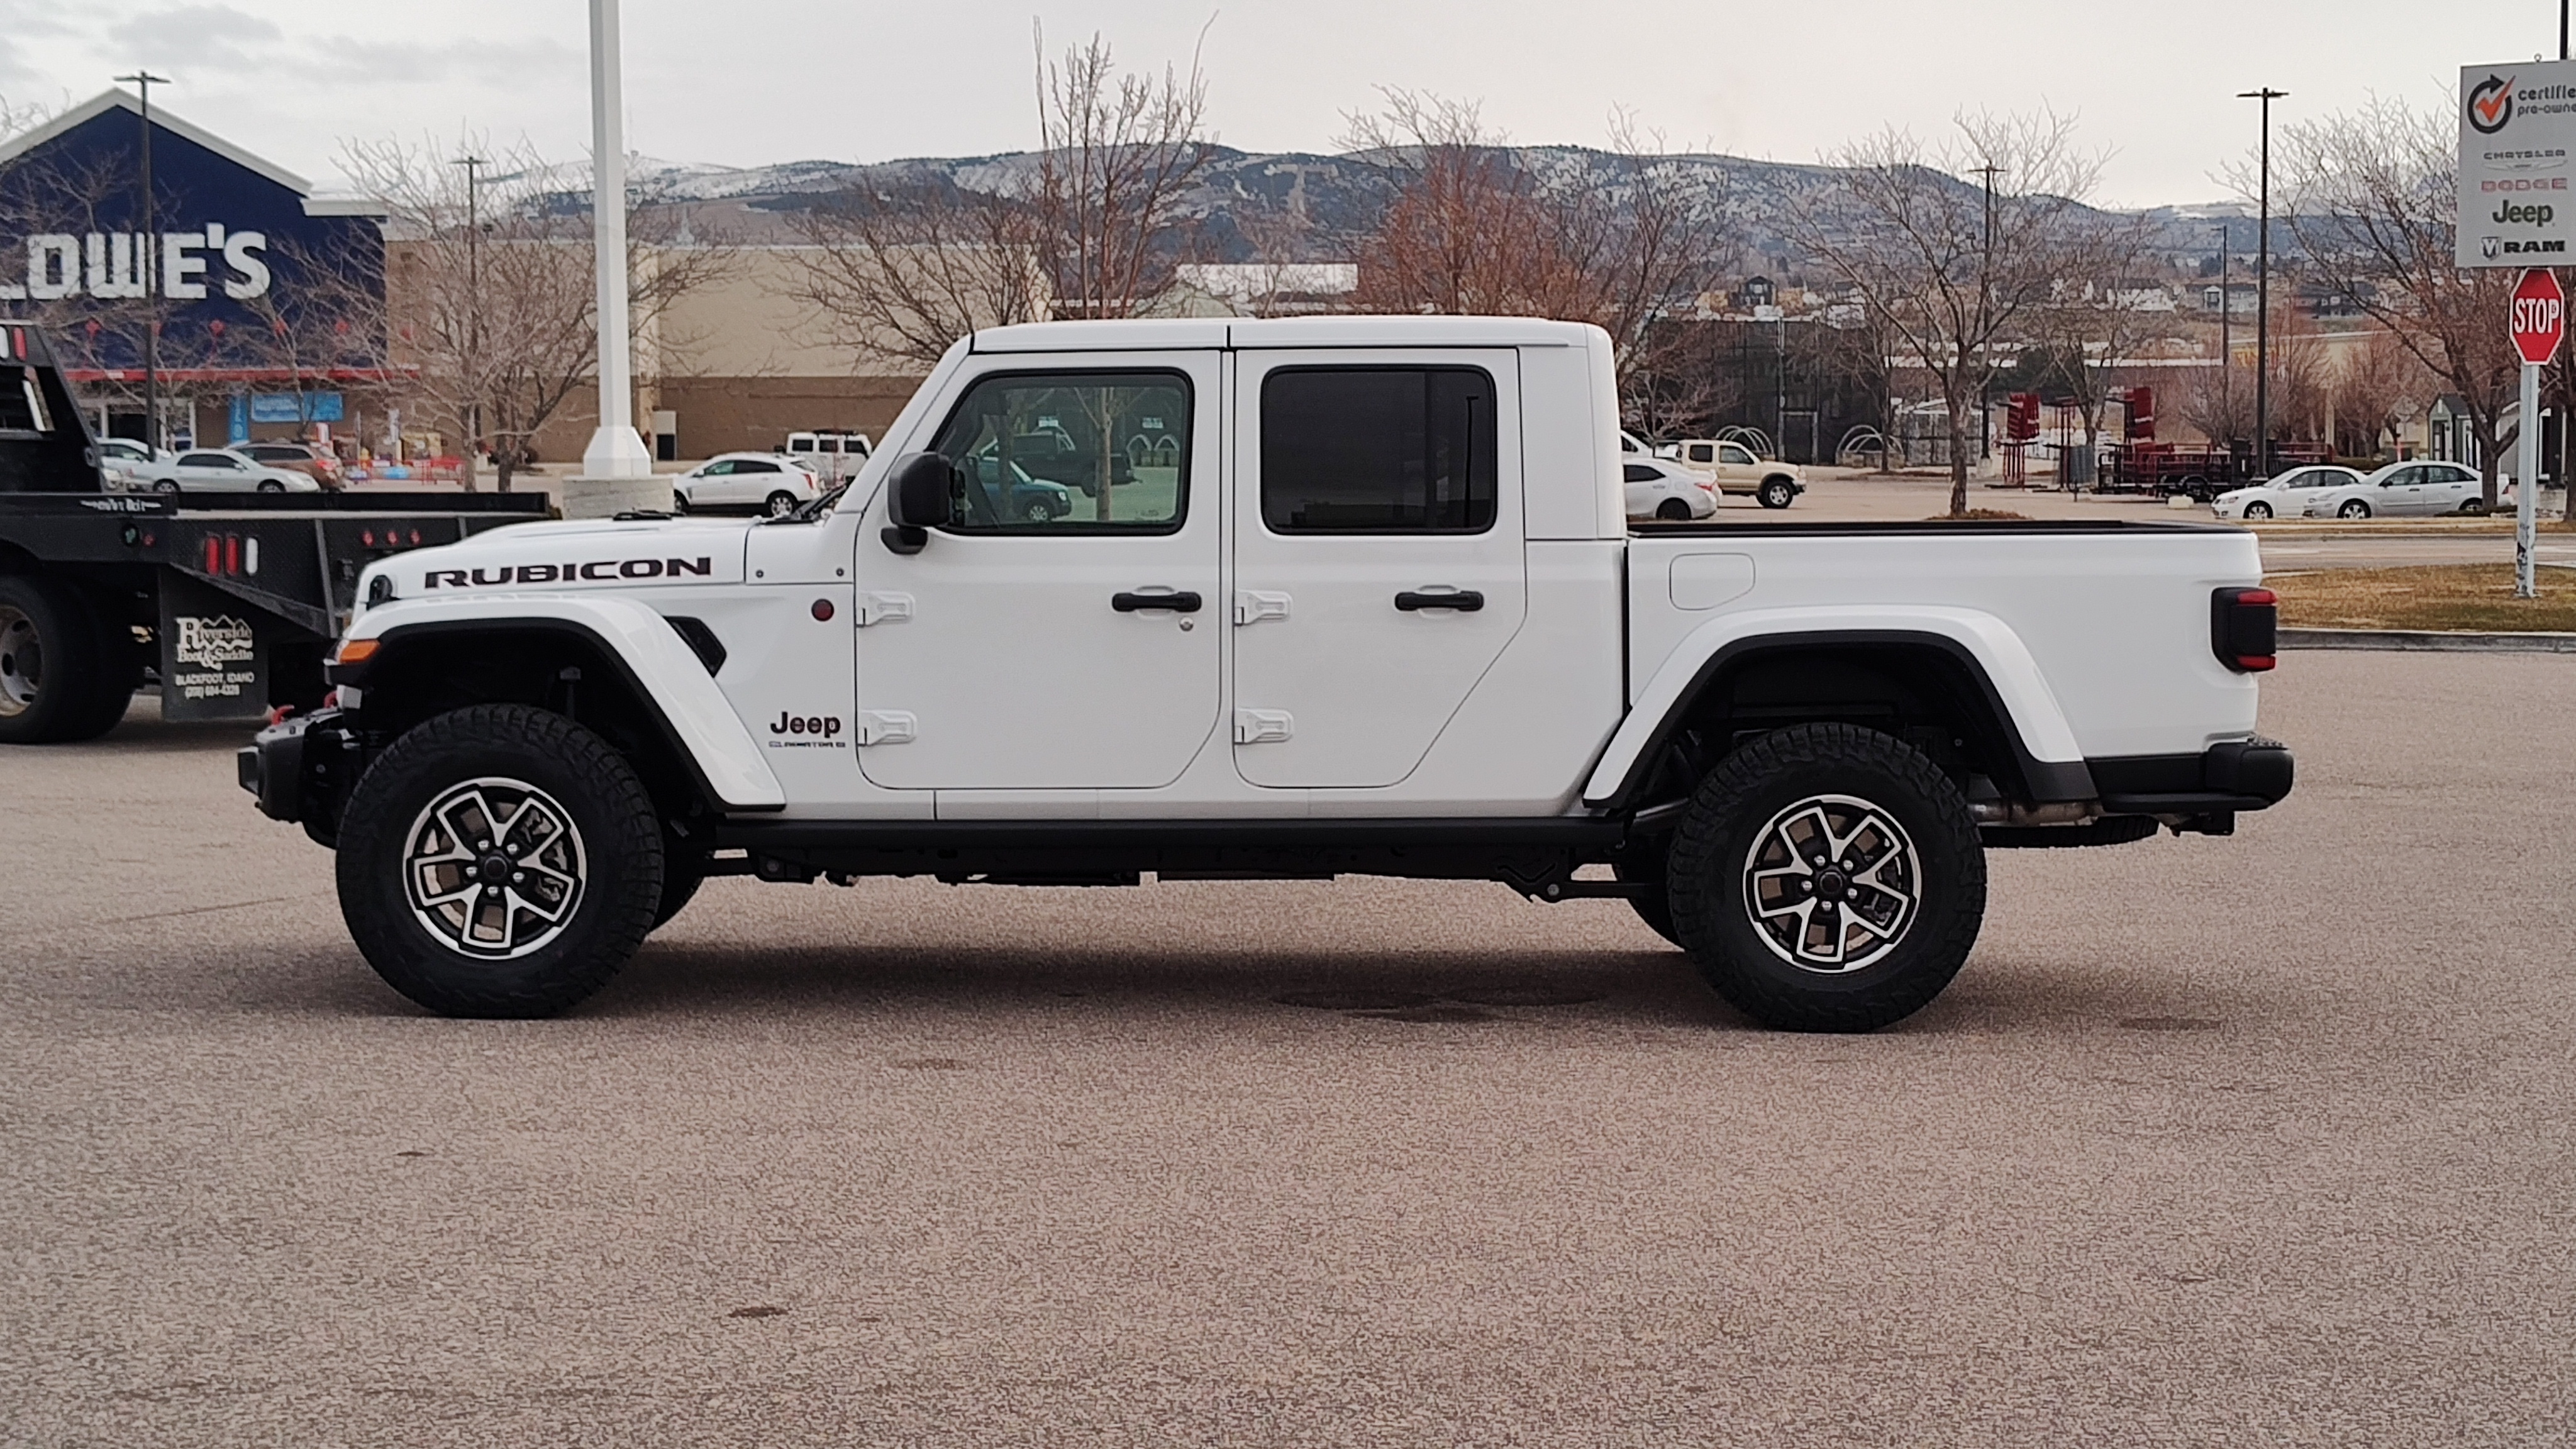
{"left": 241, "top": 316, "right": 2291, "bottom": 1031}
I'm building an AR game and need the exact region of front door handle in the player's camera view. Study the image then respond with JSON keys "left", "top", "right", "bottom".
{"left": 1113, "top": 589, "right": 1203, "bottom": 613}
{"left": 1394, "top": 589, "right": 1484, "bottom": 612}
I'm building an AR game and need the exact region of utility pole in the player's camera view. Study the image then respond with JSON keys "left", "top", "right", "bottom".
{"left": 580, "top": 0, "right": 652, "bottom": 481}
{"left": 114, "top": 71, "right": 170, "bottom": 452}
{"left": 2212, "top": 223, "right": 2232, "bottom": 433}
{"left": 452, "top": 154, "right": 486, "bottom": 490}
{"left": 2240, "top": 87, "right": 2285, "bottom": 478}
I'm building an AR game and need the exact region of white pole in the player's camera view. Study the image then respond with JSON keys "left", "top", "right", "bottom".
{"left": 580, "top": 0, "right": 652, "bottom": 479}
{"left": 2518, "top": 360, "right": 2541, "bottom": 599}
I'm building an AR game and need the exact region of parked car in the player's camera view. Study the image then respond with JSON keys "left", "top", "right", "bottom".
{"left": 964, "top": 453, "right": 1082, "bottom": 523}
{"left": 238, "top": 440, "right": 346, "bottom": 490}
{"left": 672, "top": 453, "right": 823, "bottom": 516}
{"left": 2301, "top": 461, "right": 2484, "bottom": 519}
{"left": 783, "top": 430, "right": 872, "bottom": 483}
{"left": 1624, "top": 457, "right": 1718, "bottom": 521}
{"left": 133, "top": 447, "right": 322, "bottom": 493}
{"left": 2209, "top": 465, "right": 2365, "bottom": 521}
{"left": 1673, "top": 438, "right": 1806, "bottom": 509}
{"left": 95, "top": 437, "right": 172, "bottom": 489}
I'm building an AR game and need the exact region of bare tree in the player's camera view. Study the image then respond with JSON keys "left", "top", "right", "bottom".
{"left": 784, "top": 179, "right": 1045, "bottom": 367}
{"left": 1030, "top": 26, "right": 1217, "bottom": 320}
{"left": 1784, "top": 111, "right": 2104, "bottom": 514}
{"left": 341, "top": 136, "right": 731, "bottom": 491}
{"left": 2332, "top": 329, "right": 2428, "bottom": 459}
{"left": 2272, "top": 97, "right": 2521, "bottom": 506}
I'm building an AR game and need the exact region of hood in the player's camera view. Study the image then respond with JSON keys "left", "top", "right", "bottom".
{"left": 357, "top": 515, "right": 753, "bottom": 616}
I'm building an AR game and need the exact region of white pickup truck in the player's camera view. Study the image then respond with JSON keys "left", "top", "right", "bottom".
{"left": 242, "top": 316, "right": 2292, "bottom": 1031}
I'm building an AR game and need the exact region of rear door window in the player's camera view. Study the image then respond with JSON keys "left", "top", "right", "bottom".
{"left": 1258, "top": 367, "right": 1496, "bottom": 534}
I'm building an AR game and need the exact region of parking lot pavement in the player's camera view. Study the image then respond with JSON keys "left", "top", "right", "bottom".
{"left": 4, "top": 655, "right": 2573, "bottom": 1446}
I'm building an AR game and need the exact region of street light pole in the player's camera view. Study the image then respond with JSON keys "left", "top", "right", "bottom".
{"left": 2212, "top": 223, "right": 2231, "bottom": 430}
{"left": 2240, "top": 87, "right": 2285, "bottom": 478}
{"left": 114, "top": 71, "right": 170, "bottom": 452}
{"left": 580, "top": 0, "right": 652, "bottom": 480}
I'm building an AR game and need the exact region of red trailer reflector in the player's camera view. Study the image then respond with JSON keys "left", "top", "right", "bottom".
{"left": 224, "top": 535, "right": 240, "bottom": 575}
{"left": 203, "top": 536, "right": 221, "bottom": 573}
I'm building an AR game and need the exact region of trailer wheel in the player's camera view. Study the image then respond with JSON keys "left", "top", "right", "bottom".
{"left": 0, "top": 574, "right": 111, "bottom": 745}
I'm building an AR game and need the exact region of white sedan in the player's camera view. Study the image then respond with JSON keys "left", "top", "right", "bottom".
{"left": 2301, "top": 460, "right": 2484, "bottom": 519}
{"left": 133, "top": 447, "right": 321, "bottom": 493}
{"left": 2210, "top": 465, "right": 2363, "bottom": 521}
{"left": 672, "top": 453, "right": 824, "bottom": 517}
{"left": 1624, "top": 457, "right": 1718, "bottom": 521}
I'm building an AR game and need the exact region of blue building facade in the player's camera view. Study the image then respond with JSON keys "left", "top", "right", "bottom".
{"left": 0, "top": 91, "right": 387, "bottom": 441}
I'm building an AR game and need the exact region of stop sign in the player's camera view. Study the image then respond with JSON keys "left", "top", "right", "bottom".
{"left": 2511, "top": 268, "right": 2565, "bottom": 365}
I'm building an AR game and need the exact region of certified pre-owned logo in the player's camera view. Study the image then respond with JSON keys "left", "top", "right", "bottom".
{"left": 2470, "top": 73, "right": 2516, "bottom": 135}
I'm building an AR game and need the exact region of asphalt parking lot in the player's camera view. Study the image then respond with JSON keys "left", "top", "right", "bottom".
{"left": 4, "top": 652, "right": 2573, "bottom": 1446}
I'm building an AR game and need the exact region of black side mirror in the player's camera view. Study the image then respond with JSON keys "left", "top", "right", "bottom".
{"left": 882, "top": 452, "right": 955, "bottom": 554}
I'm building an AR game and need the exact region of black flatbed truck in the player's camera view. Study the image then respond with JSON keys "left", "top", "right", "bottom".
{"left": 0, "top": 322, "right": 545, "bottom": 743}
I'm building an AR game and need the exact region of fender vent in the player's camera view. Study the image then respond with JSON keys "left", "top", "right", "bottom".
{"left": 664, "top": 615, "right": 726, "bottom": 675}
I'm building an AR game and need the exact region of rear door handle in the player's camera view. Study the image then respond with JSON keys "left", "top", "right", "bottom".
{"left": 1394, "top": 589, "right": 1484, "bottom": 612}
{"left": 1113, "top": 589, "right": 1202, "bottom": 613}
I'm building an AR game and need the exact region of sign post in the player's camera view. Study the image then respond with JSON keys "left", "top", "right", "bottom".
{"left": 2510, "top": 267, "right": 2564, "bottom": 597}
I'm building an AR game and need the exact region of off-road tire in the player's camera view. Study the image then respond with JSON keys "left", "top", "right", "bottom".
{"left": 336, "top": 704, "right": 663, "bottom": 1018}
{"left": 0, "top": 573, "right": 111, "bottom": 744}
{"left": 1666, "top": 723, "right": 1985, "bottom": 1032}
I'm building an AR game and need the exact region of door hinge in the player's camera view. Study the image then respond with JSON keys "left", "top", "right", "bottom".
{"left": 1233, "top": 709, "right": 1294, "bottom": 745}
{"left": 857, "top": 710, "right": 917, "bottom": 745}
{"left": 856, "top": 591, "right": 914, "bottom": 626}
{"left": 1233, "top": 590, "right": 1292, "bottom": 625}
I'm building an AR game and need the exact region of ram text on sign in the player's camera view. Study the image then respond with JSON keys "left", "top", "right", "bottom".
{"left": 2459, "top": 59, "right": 2576, "bottom": 268}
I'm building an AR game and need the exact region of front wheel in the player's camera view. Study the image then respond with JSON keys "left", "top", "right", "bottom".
{"left": 335, "top": 704, "right": 663, "bottom": 1018}
{"left": 2243, "top": 501, "right": 2272, "bottom": 519}
{"left": 153, "top": 478, "right": 179, "bottom": 494}
{"left": 1757, "top": 477, "right": 1797, "bottom": 509}
{"left": 1665, "top": 723, "right": 1986, "bottom": 1032}
{"left": 1023, "top": 497, "right": 1059, "bottom": 523}
{"left": 765, "top": 491, "right": 799, "bottom": 518}
{"left": 2338, "top": 499, "right": 2372, "bottom": 519}
{"left": 256, "top": 480, "right": 285, "bottom": 493}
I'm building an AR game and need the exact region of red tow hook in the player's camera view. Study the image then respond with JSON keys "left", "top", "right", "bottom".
{"left": 265, "top": 704, "right": 296, "bottom": 727}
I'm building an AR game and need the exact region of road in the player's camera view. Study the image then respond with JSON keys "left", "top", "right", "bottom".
{"left": 4, "top": 654, "right": 2573, "bottom": 1446}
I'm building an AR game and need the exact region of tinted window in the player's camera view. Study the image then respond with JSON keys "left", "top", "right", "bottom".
{"left": 1260, "top": 367, "right": 1495, "bottom": 534}
{"left": 1624, "top": 464, "right": 1662, "bottom": 483}
{"left": 1685, "top": 443, "right": 1714, "bottom": 464}
{"left": 735, "top": 458, "right": 780, "bottom": 474}
{"left": 181, "top": 452, "right": 237, "bottom": 469}
{"left": 930, "top": 371, "right": 1190, "bottom": 533}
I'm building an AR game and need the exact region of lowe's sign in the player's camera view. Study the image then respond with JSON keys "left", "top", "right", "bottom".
{"left": 0, "top": 90, "right": 384, "bottom": 375}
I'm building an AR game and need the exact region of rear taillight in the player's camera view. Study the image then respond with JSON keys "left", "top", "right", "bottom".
{"left": 2212, "top": 587, "right": 2277, "bottom": 672}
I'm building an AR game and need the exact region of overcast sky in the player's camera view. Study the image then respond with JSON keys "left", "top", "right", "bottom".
{"left": 0, "top": 0, "right": 2547, "bottom": 206}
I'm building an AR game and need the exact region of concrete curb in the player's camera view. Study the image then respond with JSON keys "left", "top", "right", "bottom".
{"left": 2280, "top": 627, "right": 2576, "bottom": 653}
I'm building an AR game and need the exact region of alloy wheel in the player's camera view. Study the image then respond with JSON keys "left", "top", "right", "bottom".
{"left": 402, "top": 777, "right": 588, "bottom": 960}
{"left": 0, "top": 605, "right": 41, "bottom": 718}
{"left": 1741, "top": 793, "right": 1922, "bottom": 973}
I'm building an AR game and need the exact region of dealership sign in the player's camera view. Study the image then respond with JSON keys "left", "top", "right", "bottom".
{"left": 2460, "top": 60, "right": 2576, "bottom": 267}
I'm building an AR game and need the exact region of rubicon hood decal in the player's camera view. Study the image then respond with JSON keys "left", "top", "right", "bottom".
{"left": 392, "top": 518, "right": 752, "bottom": 591}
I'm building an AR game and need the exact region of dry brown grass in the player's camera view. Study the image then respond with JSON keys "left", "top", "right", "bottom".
{"left": 2269, "top": 565, "right": 2576, "bottom": 633}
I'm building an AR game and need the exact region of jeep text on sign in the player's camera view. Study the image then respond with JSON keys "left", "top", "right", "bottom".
{"left": 2512, "top": 267, "right": 2566, "bottom": 365}
{"left": 2460, "top": 60, "right": 2576, "bottom": 268}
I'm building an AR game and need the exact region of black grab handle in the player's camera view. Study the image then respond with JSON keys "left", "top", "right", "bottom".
{"left": 1394, "top": 589, "right": 1484, "bottom": 612}
{"left": 1112, "top": 590, "right": 1203, "bottom": 613}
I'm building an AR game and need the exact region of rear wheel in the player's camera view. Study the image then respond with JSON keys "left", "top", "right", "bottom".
{"left": 336, "top": 704, "right": 663, "bottom": 1018}
{"left": 2462, "top": 497, "right": 2488, "bottom": 516}
{"left": 1655, "top": 497, "right": 1692, "bottom": 521}
{"left": 1665, "top": 723, "right": 1986, "bottom": 1032}
{"left": 0, "top": 574, "right": 112, "bottom": 745}
{"left": 2338, "top": 499, "right": 2372, "bottom": 519}
{"left": 1757, "top": 477, "right": 1797, "bottom": 509}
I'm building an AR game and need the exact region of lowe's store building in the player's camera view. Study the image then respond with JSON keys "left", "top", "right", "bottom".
{"left": 0, "top": 90, "right": 390, "bottom": 448}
